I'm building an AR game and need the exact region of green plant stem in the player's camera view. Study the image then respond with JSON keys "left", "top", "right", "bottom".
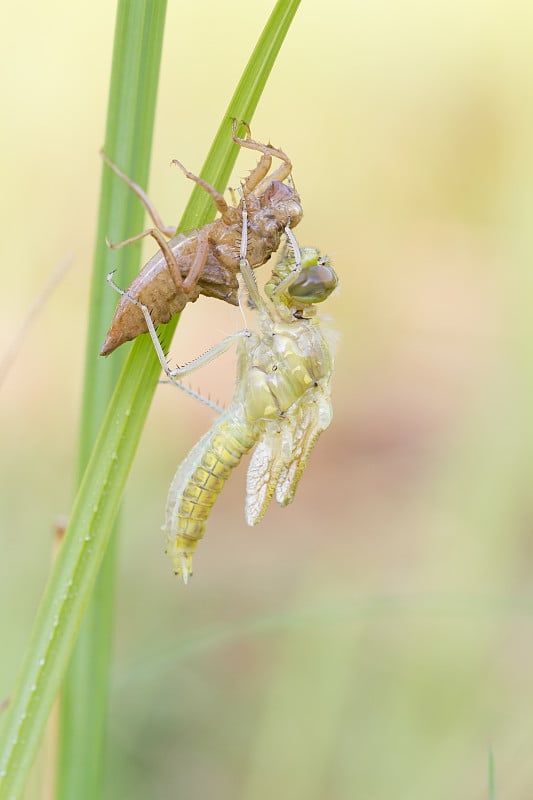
{"left": 57, "top": 3, "right": 168, "bottom": 798}
{"left": 0, "top": 1, "right": 300, "bottom": 797}
{"left": 488, "top": 745, "right": 496, "bottom": 800}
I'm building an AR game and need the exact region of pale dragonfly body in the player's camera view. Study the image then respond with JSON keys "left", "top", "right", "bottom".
{"left": 109, "top": 221, "right": 337, "bottom": 582}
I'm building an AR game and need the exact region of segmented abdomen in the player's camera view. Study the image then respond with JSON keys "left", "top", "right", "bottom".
{"left": 164, "top": 410, "right": 256, "bottom": 582}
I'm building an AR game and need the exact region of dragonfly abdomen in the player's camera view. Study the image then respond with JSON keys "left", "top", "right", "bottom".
{"left": 164, "top": 411, "right": 255, "bottom": 582}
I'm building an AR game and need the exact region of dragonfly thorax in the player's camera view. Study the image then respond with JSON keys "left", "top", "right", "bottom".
{"left": 241, "top": 322, "right": 331, "bottom": 422}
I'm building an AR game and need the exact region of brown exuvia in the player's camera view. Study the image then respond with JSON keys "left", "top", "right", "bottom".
{"left": 100, "top": 123, "right": 303, "bottom": 356}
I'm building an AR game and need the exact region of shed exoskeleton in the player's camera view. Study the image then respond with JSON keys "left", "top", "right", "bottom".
{"left": 100, "top": 122, "right": 302, "bottom": 356}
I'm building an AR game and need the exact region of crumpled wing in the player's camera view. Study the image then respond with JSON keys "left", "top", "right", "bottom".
{"left": 275, "top": 391, "right": 333, "bottom": 508}
{"left": 245, "top": 388, "right": 333, "bottom": 526}
{"left": 245, "top": 425, "right": 286, "bottom": 526}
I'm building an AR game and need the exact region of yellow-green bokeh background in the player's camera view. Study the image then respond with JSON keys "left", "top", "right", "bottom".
{"left": 2, "top": 2, "right": 533, "bottom": 797}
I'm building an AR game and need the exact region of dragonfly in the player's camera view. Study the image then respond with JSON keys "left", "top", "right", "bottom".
{"left": 100, "top": 122, "right": 302, "bottom": 356}
{"left": 108, "top": 199, "right": 337, "bottom": 582}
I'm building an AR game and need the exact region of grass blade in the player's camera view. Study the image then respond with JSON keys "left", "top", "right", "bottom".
{"left": 488, "top": 745, "right": 496, "bottom": 800}
{"left": 57, "top": 3, "right": 168, "bottom": 799}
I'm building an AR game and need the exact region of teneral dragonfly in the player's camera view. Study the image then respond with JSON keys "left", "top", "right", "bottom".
{"left": 108, "top": 204, "right": 337, "bottom": 582}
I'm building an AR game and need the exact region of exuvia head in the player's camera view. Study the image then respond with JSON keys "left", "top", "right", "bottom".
{"left": 260, "top": 181, "right": 303, "bottom": 229}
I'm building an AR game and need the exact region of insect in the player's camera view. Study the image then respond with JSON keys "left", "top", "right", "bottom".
{"left": 108, "top": 197, "right": 337, "bottom": 582}
{"left": 100, "top": 122, "right": 303, "bottom": 356}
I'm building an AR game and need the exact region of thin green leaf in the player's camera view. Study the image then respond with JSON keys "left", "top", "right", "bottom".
{"left": 58, "top": 2, "right": 167, "bottom": 798}
{"left": 488, "top": 745, "right": 496, "bottom": 800}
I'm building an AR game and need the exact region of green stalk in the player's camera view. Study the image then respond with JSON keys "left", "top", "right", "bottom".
{"left": 57, "top": 3, "right": 167, "bottom": 799}
{"left": 488, "top": 745, "right": 496, "bottom": 800}
{"left": 0, "top": 1, "right": 301, "bottom": 798}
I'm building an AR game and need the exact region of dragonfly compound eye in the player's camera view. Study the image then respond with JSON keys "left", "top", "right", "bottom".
{"left": 288, "top": 251, "right": 339, "bottom": 304}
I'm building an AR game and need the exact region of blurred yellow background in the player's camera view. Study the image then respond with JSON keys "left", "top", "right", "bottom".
{"left": 2, "top": 1, "right": 533, "bottom": 797}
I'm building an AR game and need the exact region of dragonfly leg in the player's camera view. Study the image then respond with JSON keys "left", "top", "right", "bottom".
{"left": 253, "top": 159, "right": 293, "bottom": 196}
{"left": 159, "top": 379, "right": 224, "bottom": 415}
{"left": 241, "top": 153, "right": 272, "bottom": 194}
{"left": 267, "top": 227, "right": 304, "bottom": 311}
{"left": 106, "top": 273, "right": 250, "bottom": 381}
{"left": 171, "top": 159, "right": 228, "bottom": 215}
{"left": 106, "top": 227, "right": 185, "bottom": 291}
{"left": 231, "top": 119, "right": 292, "bottom": 194}
{"left": 100, "top": 150, "right": 176, "bottom": 236}
{"left": 237, "top": 189, "right": 271, "bottom": 322}
{"left": 182, "top": 226, "right": 209, "bottom": 291}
